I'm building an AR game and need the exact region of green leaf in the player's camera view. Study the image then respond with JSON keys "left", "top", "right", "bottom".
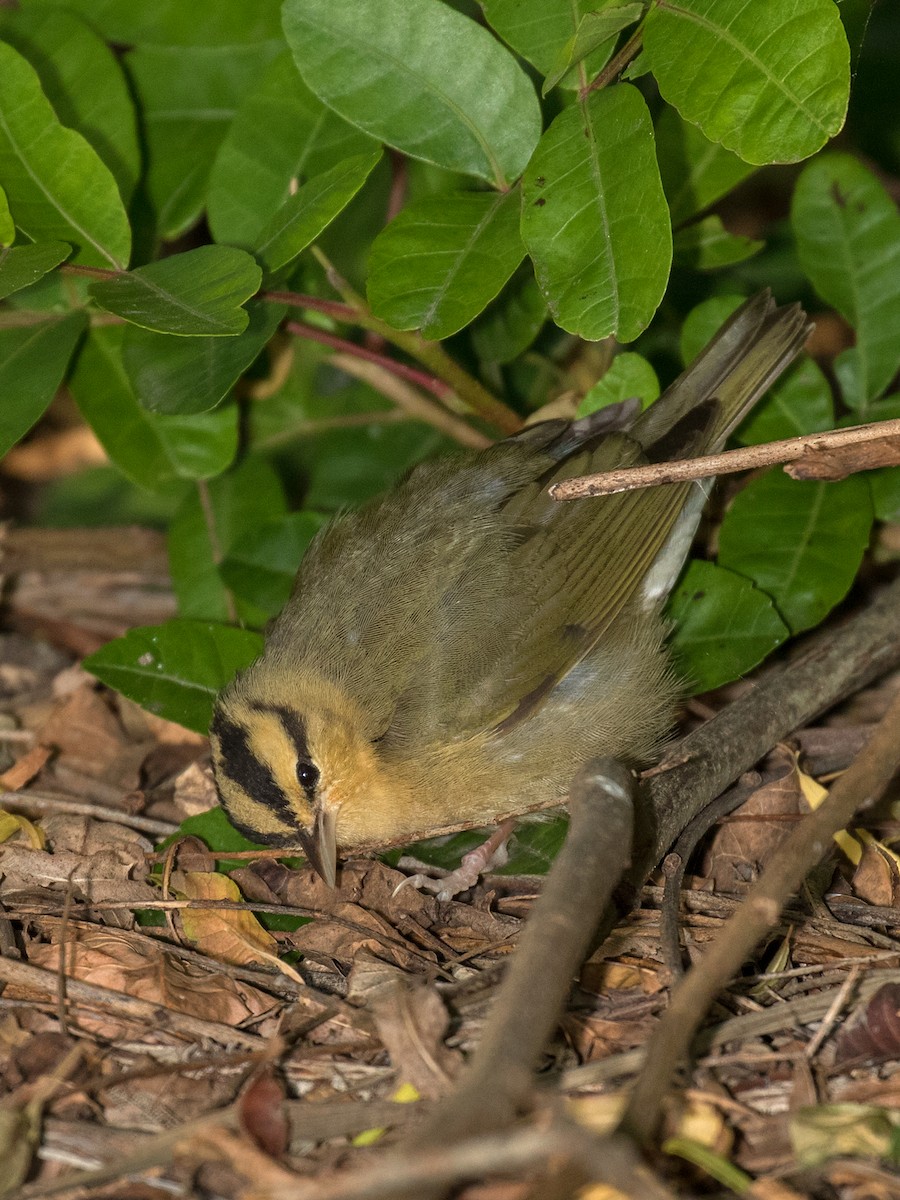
{"left": 0, "top": 312, "right": 86, "bottom": 457}
{"left": 69, "top": 326, "right": 238, "bottom": 492}
{"left": 471, "top": 267, "right": 547, "bottom": 365}
{"left": 0, "top": 241, "right": 70, "bottom": 301}
{"left": 667, "top": 560, "right": 789, "bottom": 693}
{"left": 679, "top": 294, "right": 745, "bottom": 365}
{"left": 655, "top": 103, "right": 756, "bottom": 224}
{"left": 644, "top": 0, "right": 850, "bottom": 165}
{"left": 738, "top": 358, "right": 834, "bottom": 444}
{"left": 791, "top": 154, "right": 900, "bottom": 411}
{"left": 122, "top": 301, "right": 285, "bottom": 416}
{"left": 208, "top": 51, "right": 377, "bottom": 248}
{"left": 482, "top": 0, "right": 621, "bottom": 83}
{"left": 0, "top": 42, "right": 131, "bottom": 268}
{"left": 521, "top": 84, "right": 671, "bottom": 342}
{"left": 254, "top": 149, "right": 382, "bottom": 278}
{"left": 0, "top": 184, "right": 13, "bottom": 246}
{"left": 175, "top": 807, "right": 267, "bottom": 854}
{"left": 0, "top": 5, "right": 141, "bottom": 202}
{"left": 43, "top": 0, "right": 284, "bottom": 47}
{"left": 126, "top": 42, "right": 280, "bottom": 239}
{"left": 402, "top": 816, "right": 569, "bottom": 877}
{"left": 367, "top": 189, "right": 525, "bottom": 339}
{"left": 168, "top": 457, "right": 288, "bottom": 622}
{"left": 542, "top": 3, "right": 643, "bottom": 95}
{"left": 673, "top": 215, "right": 763, "bottom": 270}
{"left": 576, "top": 352, "right": 659, "bottom": 416}
{"left": 295, "top": 423, "right": 447, "bottom": 511}
{"left": 282, "top": 0, "right": 541, "bottom": 187}
{"left": 220, "top": 512, "right": 326, "bottom": 617}
{"left": 845, "top": 396, "right": 900, "bottom": 525}
{"left": 718, "top": 473, "right": 872, "bottom": 634}
{"left": 84, "top": 620, "right": 263, "bottom": 734}
{"left": 89, "top": 246, "right": 262, "bottom": 336}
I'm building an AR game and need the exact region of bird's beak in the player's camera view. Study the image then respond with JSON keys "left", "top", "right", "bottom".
{"left": 298, "top": 804, "right": 338, "bottom": 888}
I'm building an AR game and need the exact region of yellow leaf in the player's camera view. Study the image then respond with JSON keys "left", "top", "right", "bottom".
{"left": 177, "top": 871, "right": 277, "bottom": 965}
{"left": 0, "top": 810, "right": 45, "bottom": 849}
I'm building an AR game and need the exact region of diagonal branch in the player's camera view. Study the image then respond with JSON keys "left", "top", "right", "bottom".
{"left": 550, "top": 418, "right": 900, "bottom": 499}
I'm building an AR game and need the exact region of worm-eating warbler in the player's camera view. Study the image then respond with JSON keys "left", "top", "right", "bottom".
{"left": 211, "top": 292, "right": 811, "bottom": 885}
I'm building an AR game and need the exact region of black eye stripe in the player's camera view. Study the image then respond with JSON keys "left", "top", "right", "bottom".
{"left": 210, "top": 711, "right": 297, "bottom": 827}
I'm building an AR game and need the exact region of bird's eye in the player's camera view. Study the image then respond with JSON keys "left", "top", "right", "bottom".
{"left": 296, "top": 760, "right": 320, "bottom": 794}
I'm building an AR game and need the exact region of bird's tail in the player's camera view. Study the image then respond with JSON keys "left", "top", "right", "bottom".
{"left": 634, "top": 290, "right": 813, "bottom": 459}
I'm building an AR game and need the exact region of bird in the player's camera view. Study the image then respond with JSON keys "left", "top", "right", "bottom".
{"left": 210, "top": 291, "right": 811, "bottom": 890}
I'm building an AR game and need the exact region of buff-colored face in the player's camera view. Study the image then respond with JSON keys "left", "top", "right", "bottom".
{"left": 210, "top": 686, "right": 338, "bottom": 879}
{"left": 210, "top": 669, "right": 410, "bottom": 885}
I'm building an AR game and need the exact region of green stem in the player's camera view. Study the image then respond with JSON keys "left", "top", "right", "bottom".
{"left": 309, "top": 246, "right": 523, "bottom": 435}
{"left": 60, "top": 263, "right": 120, "bottom": 280}
{"left": 581, "top": 20, "right": 646, "bottom": 97}
{"left": 284, "top": 318, "right": 452, "bottom": 400}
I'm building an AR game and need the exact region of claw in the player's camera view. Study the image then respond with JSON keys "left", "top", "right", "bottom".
{"left": 392, "top": 819, "right": 517, "bottom": 900}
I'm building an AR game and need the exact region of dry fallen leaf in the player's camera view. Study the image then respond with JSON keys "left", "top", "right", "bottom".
{"left": 349, "top": 957, "right": 461, "bottom": 1099}
{"left": 37, "top": 684, "right": 151, "bottom": 792}
{"left": 175, "top": 871, "right": 278, "bottom": 967}
{"left": 834, "top": 983, "right": 900, "bottom": 1069}
{"left": 27, "top": 928, "right": 276, "bottom": 1037}
{"left": 703, "top": 750, "right": 803, "bottom": 890}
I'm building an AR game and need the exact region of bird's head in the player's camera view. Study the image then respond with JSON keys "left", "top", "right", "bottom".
{"left": 210, "top": 668, "right": 395, "bottom": 887}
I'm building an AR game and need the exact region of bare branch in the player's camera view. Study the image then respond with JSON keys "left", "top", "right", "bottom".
{"left": 622, "top": 681, "right": 900, "bottom": 1143}
{"left": 550, "top": 418, "right": 900, "bottom": 499}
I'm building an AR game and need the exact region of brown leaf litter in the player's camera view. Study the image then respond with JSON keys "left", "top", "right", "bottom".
{"left": 0, "top": 540, "right": 898, "bottom": 1197}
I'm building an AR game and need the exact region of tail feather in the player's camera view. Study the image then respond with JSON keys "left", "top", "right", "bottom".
{"left": 634, "top": 291, "right": 813, "bottom": 457}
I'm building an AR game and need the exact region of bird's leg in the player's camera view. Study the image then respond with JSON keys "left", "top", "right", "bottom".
{"left": 395, "top": 818, "right": 518, "bottom": 901}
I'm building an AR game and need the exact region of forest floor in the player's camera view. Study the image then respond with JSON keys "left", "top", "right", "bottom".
{"left": 1, "top": 523, "right": 899, "bottom": 1200}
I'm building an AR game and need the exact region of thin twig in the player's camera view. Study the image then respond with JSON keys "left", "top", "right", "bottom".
{"left": 550, "top": 418, "right": 900, "bottom": 499}
{"left": 564, "top": 967, "right": 900, "bottom": 1089}
{"left": 659, "top": 773, "right": 762, "bottom": 978}
{"left": 645, "top": 573, "right": 900, "bottom": 866}
{"left": 582, "top": 22, "right": 645, "bottom": 96}
{"left": 285, "top": 318, "right": 453, "bottom": 400}
{"left": 0, "top": 957, "right": 265, "bottom": 1047}
{"left": 2, "top": 791, "right": 177, "bottom": 836}
{"left": 622, "top": 685, "right": 900, "bottom": 1144}
{"left": 804, "top": 963, "right": 864, "bottom": 1061}
{"left": 329, "top": 353, "right": 492, "bottom": 449}
{"left": 295, "top": 1120, "right": 671, "bottom": 1200}
{"left": 310, "top": 246, "right": 523, "bottom": 434}
{"left": 412, "top": 761, "right": 635, "bottom": 1149}
{"left": 260, "top": 289, "right": 356, "bottom": 321}
{"left": 59, "top": 263, "right": 119, "bottom": 280}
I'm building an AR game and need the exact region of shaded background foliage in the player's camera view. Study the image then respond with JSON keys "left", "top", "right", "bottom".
{"left": 0, "top": 0, "right": 898, "bottom": 871}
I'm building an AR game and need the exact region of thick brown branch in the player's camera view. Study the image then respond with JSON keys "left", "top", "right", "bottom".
{"left": 622, "top": 682, "right": 900, "bottom": 1144}
{"left": 549, "top": 418, "right": 900, "bottom": 499}
{"left": 412, "top": 761, "right": 635, "bottom": 1153}
{"left": 644, "top": 573, "right": 900, "bottom": 865}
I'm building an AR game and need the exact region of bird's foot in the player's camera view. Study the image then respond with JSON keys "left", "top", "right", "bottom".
{"left": 394, "top": 819, "right": 517, "bottom": 901}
